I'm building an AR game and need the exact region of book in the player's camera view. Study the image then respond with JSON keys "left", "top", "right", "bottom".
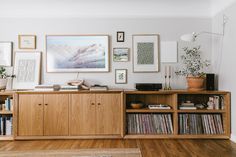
{"left": 148, "top": 104, "right": 171, "bottom": 109}
{"left": 179, "top": 106, "right": 197, "bottom": 110}
{"left": 90, "top": 85, "right": 108, "bottom": 91}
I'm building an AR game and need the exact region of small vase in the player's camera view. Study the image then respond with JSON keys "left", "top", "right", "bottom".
{"left": 186, "top": 76, "right": 205, "bottom": 91}
{"left": 0, "top": 78, "right": 7, "bottom": 90}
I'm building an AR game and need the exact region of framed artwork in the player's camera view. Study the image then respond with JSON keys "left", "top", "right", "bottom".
{"left": 0, "top": 42, "right": 13, "bottom": 66}
{"left": 115, "top": 69, "right": 127, "bottom": 84}
{"left": 117, "top": 31, "right": 125, "bottom": 42}
{"left": 18, "top": 35, "right": 36, "bottom": 49}
{"left": 46, "top": 35, "right": 109, "bottom": 72}
{"left": 113, "top": 48, "right": 129, "bottom": 62}
{"left": 132, "top": 34, "right": 159, "bottom": 72}
{"left": 13, "top": 51, "right": 41, "bottom": 89}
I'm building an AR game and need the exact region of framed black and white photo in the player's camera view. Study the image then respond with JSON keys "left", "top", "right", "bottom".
{"left": 117, "top": 31, "right": 125, "bottom": 42}
{"left": 115, "top": 69, "right": 127, "bottom": 84}
{"left": 46, "top": 35, "right": 109, "bottom": 72}
{"left": 13, "top": 51, "right": 41, "bottom": 89}
{"left": 113, "top": 48, "right": 129, "bottom": 62}
{"left": 132, "top": 34, "right": 159, "bottom": 72}
{"left": 0, "top": 42, "right": 13, "bottom": 66}
{"left": 18, "top": 35, "right": 36, "bottom": 49}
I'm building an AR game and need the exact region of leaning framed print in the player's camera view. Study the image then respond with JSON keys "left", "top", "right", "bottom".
{"left": 46, "top": 35, "right": 110, "bottom": 72}
{"left": 18, "top": 35, "right": 36, "bottom": 49}
{"left": 12, "top": 51, "right": 41, "bottom": 90}
{"left": 132, "top": 34, "right": 160, "bottom": 72}
{"left": 0, "top": 42, "right": 13, "bottom": 66}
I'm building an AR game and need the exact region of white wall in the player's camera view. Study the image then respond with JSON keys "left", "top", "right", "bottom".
{"left": 212, "top": 2, "right": 236, "bottom": 142}
{"left": 0, "top": 17, "right": 212, "bottom": 89}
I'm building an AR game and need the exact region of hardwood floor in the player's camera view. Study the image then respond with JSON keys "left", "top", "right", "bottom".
{"left": 0, "top": 139, "right": 236, "bottom": 157}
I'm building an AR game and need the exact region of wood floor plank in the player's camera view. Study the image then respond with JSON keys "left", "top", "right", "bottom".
{"left": 0, "top": 139, "right": 236, "bottom": 157}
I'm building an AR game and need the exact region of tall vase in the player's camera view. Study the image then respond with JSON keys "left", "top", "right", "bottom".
{"left": 186, "top": 76, "right": 205, "bottom": 91}
{"left": 0, "top": 78, "right": 7, "bottom": 90}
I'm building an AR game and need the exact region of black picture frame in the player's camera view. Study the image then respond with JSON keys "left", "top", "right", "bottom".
{"left": 117, "top": 31, "right": 125, "bottom": 42}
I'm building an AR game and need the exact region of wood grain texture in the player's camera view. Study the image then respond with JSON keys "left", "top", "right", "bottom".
{"left": 96, "top": 93, "right": 122, "bottom": 135}
{"left": 18, "top": 94, "right": 44, "bottom": 136}
{"left": 70, "top": 94, "right": 96, "bottom": 135}
{"left": 44, "top": 94, "right": 69, "bottom": 136}
{"left": 0, "top": 139, "right": 236, "bottom": 157}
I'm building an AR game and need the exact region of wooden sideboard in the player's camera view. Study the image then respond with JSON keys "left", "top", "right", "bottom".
{"left": 1, "top": 90, "right": 231, "bottom": 140}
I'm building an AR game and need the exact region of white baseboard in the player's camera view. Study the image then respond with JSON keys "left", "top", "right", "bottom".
{"left": 231, "top": 134, "right": 236, "bottom": 143}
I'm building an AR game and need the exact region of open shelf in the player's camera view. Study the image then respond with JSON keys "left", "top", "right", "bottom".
{"left": 0, "top": 111, "right": 13, "bottom": 115}
{"left": 126, "top": 108, "right": 174, "bottom": 113}
{"left": 177, "top": 109, "right": 226, "bottom": 113}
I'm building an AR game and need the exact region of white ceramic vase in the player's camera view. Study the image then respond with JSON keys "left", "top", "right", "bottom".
{"left": 0, "top": 78, "right": 7, "bottom": 90}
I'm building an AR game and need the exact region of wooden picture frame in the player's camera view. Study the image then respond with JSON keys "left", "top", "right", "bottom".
{"left": 132, "top": 34, "right": 160, "bottom": 73}
{"left": 0, "top": 42, "right": 13, "bottom": 66}
{"left": 115, "top": 69, "right": 127, "bottom": 84}
{"left": 18, "top": 35, "right": 36, "bottom": 49}
{"left": 113, "top": 48, "right": 129, "bottom": 62}
{"left": 46, "top": 35, "right": 110, "bottom": 72}
{"left": 117, "top": 32, "right": 125, "bottom": 42}
{"left": 12, "top": 51, "right": 41, "bottom": 89}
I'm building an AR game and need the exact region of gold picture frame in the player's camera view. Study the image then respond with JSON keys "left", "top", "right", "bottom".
{"left": 18, "top": 35, "right": 36, "bottom": 49}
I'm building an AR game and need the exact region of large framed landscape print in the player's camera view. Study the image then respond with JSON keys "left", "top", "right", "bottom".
{"left": 46, "top": 35, "right": 109, "bottom": 72}
{"left": 132, "top": 34, "right": 159, "bottom": 72}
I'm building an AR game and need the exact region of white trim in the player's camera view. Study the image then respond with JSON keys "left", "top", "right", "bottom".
{"left": 231, "top": 134, "right": 236, "bottom": 143}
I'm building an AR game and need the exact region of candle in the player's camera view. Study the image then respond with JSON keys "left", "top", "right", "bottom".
{"left": 165, "top": 66, "right": 167, "bottom": 76}
{"left": 169, "top": 66, "right": 171, "bottom": 77}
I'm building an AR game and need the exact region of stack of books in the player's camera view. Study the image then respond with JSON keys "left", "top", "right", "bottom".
{"left": 0, "top": 97, "right": 13, "bottom": 111}
{"left": 148, "top": 104, "right": 171, "bottom": 110}
{"left": 127, "top": 113, "right": 173, "bottom": 134}
{"left": 89, "top": 85, "right": 108, "bottom": 91}
{"left": 179, "top": 102, "right": 196, "bottom": 110}
{"left": 0, "top": 116, "right": 12, "bottom": 135}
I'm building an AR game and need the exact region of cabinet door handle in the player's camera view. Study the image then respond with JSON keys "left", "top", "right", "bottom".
{"left": 98, "top": 103, "right": 101, "bottom": 105}
{"left": 38, "top": 104, "right": 42, "bottom": 106}
{"left": 45, "top": 104, "right": 48, "bottom": 106}
{"left": 91, "top": 103, "right": 95, "bottom": 105}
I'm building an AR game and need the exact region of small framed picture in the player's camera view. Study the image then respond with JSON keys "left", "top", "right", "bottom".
{"left": 115, "top": 69, "right": 127, "bottom": 84}
{"left": 18, "top": 35, "right": 36, "bottom": 49}
{"left": 117, "top": 31, "right": 125, "bottom": 42}
{"left": 113, "top": 48, "right": 129, "bottom": 62}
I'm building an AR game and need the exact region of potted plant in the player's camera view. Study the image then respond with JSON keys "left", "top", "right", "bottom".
{"left": 175, "top": 46, "right": 210, "bottom": 91}
{"left": 0, "top": 67, "right": 8, "bottom": 90}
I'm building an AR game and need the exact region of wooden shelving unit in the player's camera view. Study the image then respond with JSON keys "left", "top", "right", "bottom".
{"left": 124, "top": 90, "right": 231, "bottom": 139}
{"left": 0, "top": 91, "right": 14, "bottom": 141}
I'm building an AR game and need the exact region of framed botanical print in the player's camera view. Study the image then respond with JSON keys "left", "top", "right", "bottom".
{"left": 132, "top": 34, "right": 159, "bottom": 72}
{"left": 46, "top": 35, "right": 109, "bottom": 72}
{"left": 117, "top": 31, "right": 125, "bottom": 42}
{"left": 0, "top": 42, "right": 13, "bottom": 66}
{"left": 18, "top": 35, "right": 36, "bottom": 49}
{"left": 115, "top": 69, "right": 127, "bottom": 84}
{"left": 13, "top": 51, "right": 41, "bottom": 89}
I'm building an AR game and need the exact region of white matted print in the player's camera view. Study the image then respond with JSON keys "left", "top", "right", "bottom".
{"left": 18, "top": 35, "right": 36, "bottom": 49}
{"left": 113, "top": 48, "right": 129, "bottom": 62}
{"left": 132, "top": 34, "right": 159, "bottom": 72}
{"left": 46, "top": 35, "right": 109, "bottom": 72}
{"left": 13, "top": 52, "right": 41, "bottom": 89}
{"left": 0, "top": 42, "right": 13, "bottom": 66}
{"left": 115, "top": 69, "right": 127, "bottom": 84}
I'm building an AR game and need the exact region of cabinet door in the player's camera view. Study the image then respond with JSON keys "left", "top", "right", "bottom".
{"left": 70, "top": 94, "right": 96, "bottom": 135}
{"left": 96, "top": 93, "right": 122, "bottom": 135}
{"left": 44, "top": 94, "right": 69, "bottom": 136}
{"left": 18, "top": 94, "right": 44, "bottom": 136}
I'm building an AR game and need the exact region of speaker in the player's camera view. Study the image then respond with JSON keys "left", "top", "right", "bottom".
{"left": 206, "top": 73, "right": 215, "bottom": 90}
{"left": 136, "top": 83, "right": 162, "bottom": 91}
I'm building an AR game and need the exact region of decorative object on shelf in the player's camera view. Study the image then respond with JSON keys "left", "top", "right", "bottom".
{"left": 132, "top": 34, "right": 159, "bottom": 72}
{"left": 164, "top": 65, "right": 172, "bottom": 90}
{"left": 13, "top": 51, "right": 41, "bottom": 90}
{"left": 175, "top": 46, "right": 210, "bottom": 91}
{"left": 90, "top": 84, "right": 108, "bottom": 91}
{"left": 113, "top": 48, "right": 129, "bottom": 62}
{"left": 115, "top": 69, "right": 127, "bottom": 84}
{"left": 46, "top": 35, "right": 109, "bottom": 72}
{"left": 130, "top": 101, "right": 144, "bottom": 109}
{"left": 18, "top": 35, "right": 36, "bottom": 49}
{"left": 0, "top": 42, "right": 13, "bottom": 66}
{"left": 0, "top": 67, "right": 7, "bottom": 90}
{"left": 117, "top": 31, "right": 125, "bottom": 42}
{"left": 53, "top": 84, "right": 61, "bottom": 91}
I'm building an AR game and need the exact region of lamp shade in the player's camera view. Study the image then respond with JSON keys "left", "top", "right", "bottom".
{"left": 180, "top": 32, "right": 197, "bottom": 42}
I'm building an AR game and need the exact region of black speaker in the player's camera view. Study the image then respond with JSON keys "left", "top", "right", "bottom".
{"left": 206, "top": 73, "right": 215, "bottom": 90}
{"left": 136, "top": 83, "right": 162, "bottom": 91}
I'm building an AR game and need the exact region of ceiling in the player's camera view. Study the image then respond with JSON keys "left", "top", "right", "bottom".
{"left": 0, "top": 0, "right": 235, "bottom": 18}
